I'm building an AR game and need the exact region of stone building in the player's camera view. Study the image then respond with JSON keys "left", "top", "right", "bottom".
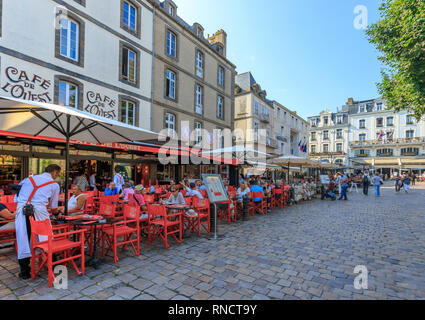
{"left": 149, "top": 0, "right": 236, "bottom": 148}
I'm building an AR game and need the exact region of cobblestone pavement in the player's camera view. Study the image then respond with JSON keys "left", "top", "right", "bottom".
{"left": 1, "top": 182, "right": 425, "bottom": 300}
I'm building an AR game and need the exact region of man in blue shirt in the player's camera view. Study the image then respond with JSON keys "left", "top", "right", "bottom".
{"left": 250, "top": 180, "right": 264, "bottom": 203}
{"left": 104, "top": 182, "right": 119, "bottom": 195}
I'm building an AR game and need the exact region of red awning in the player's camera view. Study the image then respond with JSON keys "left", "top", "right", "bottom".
{"left": 0, "top": 130, "right": 238, "bottom": 165}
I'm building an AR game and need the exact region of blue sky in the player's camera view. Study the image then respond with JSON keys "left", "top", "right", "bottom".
{"left": 175, "top": 0, "right": 384, "bottom": 119}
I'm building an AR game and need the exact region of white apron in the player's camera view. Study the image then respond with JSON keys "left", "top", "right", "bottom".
{"left": 15, "top": 203, "right": 50, "bottom": 260}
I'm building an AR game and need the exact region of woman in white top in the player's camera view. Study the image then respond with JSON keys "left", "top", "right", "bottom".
{"left": 60, "top": 185, "right": 87, "bottom": 216}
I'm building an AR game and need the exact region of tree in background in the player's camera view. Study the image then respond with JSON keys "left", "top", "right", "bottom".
{"left": 366, "top": 0, "right": 425, "bottom": 120}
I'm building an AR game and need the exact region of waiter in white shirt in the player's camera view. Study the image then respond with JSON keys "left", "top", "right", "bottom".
{"left": 113, "top": 167, "right": 124, "bottom": 194}
{"left": 15, "top": 164, "right": 61, "bottom": 279}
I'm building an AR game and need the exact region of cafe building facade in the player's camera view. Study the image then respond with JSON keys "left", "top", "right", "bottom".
{"left": 0, "top": 0, "right": 157, "bottom": 191}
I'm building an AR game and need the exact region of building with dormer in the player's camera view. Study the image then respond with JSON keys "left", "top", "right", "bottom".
{"left": 234, "top": 72, "right": 276, "bottom": 155}
{"left": 308, "top": 101, "right": 351, "bottom": 166}
{"left": 149, "top": 0, "right": 236, "bottom": 148}
{"left": 348, "top": 98, "right": 425, "bottom": 175}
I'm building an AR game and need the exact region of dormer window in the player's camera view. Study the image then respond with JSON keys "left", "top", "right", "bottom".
{"left": 376, "top": 102, "right": 383, "bottom": 111}
{"left": 215, "top": 44, "right": 224, "bottom": 55}
{"left": 197, "top": 27, "right": 204, "bottom": 38}
{"left": 169, "top": 5, "right": 175, "bottom": 17}
{"left": 359, "top": 105, "right": 365, "bottom": 113}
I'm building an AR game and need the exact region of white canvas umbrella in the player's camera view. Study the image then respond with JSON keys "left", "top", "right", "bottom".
{"left": 200, "top": 145, "right": 272, "bottom": 162}
{"left": 0, "top": 96, "right": 158, "bottom": 214}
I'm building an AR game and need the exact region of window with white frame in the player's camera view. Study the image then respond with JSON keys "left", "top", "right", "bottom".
{"left": 195, "top": 85, "right": 203, "bottom": 115}
{"left": 277, "top": 108, "right": 281, "bottom": 118}
{"left": 280, "top": 143, "right": 285, "bottom": 155}
{"left": 387, "top": 117, "right": 394, "bottom": 126}
{"left": 359, "top": 134, "right": 366, "bottom": 142}
{"left": 376, "top": 118, "right": 384, "bottom": 127}
{"left": 261, "top": 104, "right": 265, "bottom": 115}
{"left": 122, "top": 1, "right": 137, "bottom": 32}
{"left": 311, "top": 132, "right": 316, "bottom": 141}
{"left": 165, "top": 113, "right": 176, "bottom": 137}
{"left": 195, "top": 121, "right": 202, "bottom": 144}
{"left": 60, "top": 18, "right": 79, "bottom": 61}
{"left": 281, "top": 126, "right": 285, "bottom": 136}
{"left": 217, "top": 96, "right": 224, "bottom": 120}
{"left": 58, "top": 81, "right": 78, "bottom": 108}
{"left": 218, "top": 66, "right": 224, "bottom": 87}
{"left": 121, "top": 46, "right": 137, "bottom": 83}
{"left": 407, "top": 115, "right": 415, "bottom": 125}
{"left": 336, "top": 129, "right": 342, "bottom": 138}
{"left": 406, "top": 130, "right": 414, "bottom": 139}
{"left": 336, "top": 115, "right": 343, "bottom": 124}
{"left": 323, "top": 131, "right": 329, "bottom": 140}
{"left": 166, "top": 31, "right": 177, "bottom": 57}
{"left": 165, "top": 70, "right": 176, "bottom": 100}
{"left": 376, "top": 102, "right": 383, "bottom": 111}
{"left": 195, "top": 50, "right": 204, "bottom": 78}
{"left": 323, "top": 144, "right": 329, "bottom": 153}
{"left": 359, "top": 119, "right": 366, "bottom": 128}
{"left": 336, "top": 143, "right": 342, "bottom": 152}
{"left": 120, "top": 100, "right": 136, "bottom": 126}
{"left": 311, "top": 145, "right": 316, "bottom": 153}
{"left": 359, "top": 105, "right": 365, "bottom": 113}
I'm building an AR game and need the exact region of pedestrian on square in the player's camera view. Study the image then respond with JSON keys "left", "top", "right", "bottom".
{"left": 371, "top": 173, "right": 383, "bottom": 197}
{"left": 337, "top": 172, "right": 348, "bottom": 201}
{"left": 402, "top": 174, "right": 411, "bottom": 193}
{"left": 362, "top": 172, "right": 370, "bottom": 196}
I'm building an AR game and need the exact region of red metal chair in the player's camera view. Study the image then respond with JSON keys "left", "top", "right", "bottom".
{"left": 2, "top": 195, "right": 15, "bottom": 203}
{"left": 251, "top": 192, "right": 267, "bottom": 215}
{"left": 184, "top": 196, "right": 193, "bottom": 207}
{"left": 99, "top": 195, "right": 119, "bottom": 205}
{"left": 143, "top": 194, "right": 156, "bottom": 205}
{"left": 29, "top": 217, "right": 85, "bottom": 287}
{"left": 217, "top": 199, "right": 236, "bottom": 224}
{"left": 148, "top": 204, "right": 182, "bottom": 249}
{"left": 0, "top": 220, "right": 16, "bottom": 249}
{"left": 101, "top": 206, "right": 140, "bottom": 263}
{"left": 272, "top": 188, "right": 284, "bottom": 209}
{"left": 186, "top": 198, "right": 210, "bottom": 236}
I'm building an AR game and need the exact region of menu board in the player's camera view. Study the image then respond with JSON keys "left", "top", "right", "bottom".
{"left": 202, "top": 174, "right": 229, "bottom": 204}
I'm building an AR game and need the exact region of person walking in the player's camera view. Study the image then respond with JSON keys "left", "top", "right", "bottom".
{"left": 338, "top": 172, "right": 349, "bottom": 201}
{"left": 362, "top": 172, "right": 370, "bottom": 196}
{"left": 113, "top": 167, "right": 124, "bottom": 194}
{"left": 371, "top": 173, "right": 383, "bottom": 197}
{"left": 73, "top": 171, "right": 89, "bottom": 191}
{"left": 15, "top": 164, "right": 61, "bottom": 279}
{"left": 402, "top": 174, "right": 411, "bottom": 193}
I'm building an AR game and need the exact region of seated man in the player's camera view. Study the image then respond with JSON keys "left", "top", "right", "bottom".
{"left": 250, "top": 180, "right": 264, "bottom": 203}
{"left": 0, "top": 201, "right": 15, "bottom": 231}
{"left": 188, "top": 183, "right": 204, "bottom": 199}
{"left": 104, "top": 182, "right": 119, "bottom": 196}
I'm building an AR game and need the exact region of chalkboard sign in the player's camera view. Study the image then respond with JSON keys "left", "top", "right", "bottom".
{"left": 202, "top": 174, "right": 229, "bottom": 204}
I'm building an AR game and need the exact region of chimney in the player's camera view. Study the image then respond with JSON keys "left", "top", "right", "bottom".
{"left": 207, "top": 29, "right": 227, "bottom": 57}
{"left": 347, "top": 98, "right": 354, "bottom": 106}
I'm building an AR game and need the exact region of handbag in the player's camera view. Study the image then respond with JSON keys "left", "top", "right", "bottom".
{"left": 23, "top": 177, "right": 56, "bottom": 217}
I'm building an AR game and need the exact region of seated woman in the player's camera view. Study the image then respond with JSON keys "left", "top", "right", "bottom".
{"left": 129, "top": 185, "right": 148, "bottom": 212}
{"left": 0, "top": 200, "right": 15, "bottom": 231}
{"left": 236, "top": 181, "right": 250, "bottom": 212}
{"left": 59, "top": 185, "right": 87, "bottom": 216}
{"left": 167, "top": 185, "right": 185, "bottom": 205}
{"left": 120, "top": 183, "right": 135, "bottom": 201}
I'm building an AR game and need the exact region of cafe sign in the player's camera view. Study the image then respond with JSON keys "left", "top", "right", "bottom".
{"left": 1, "top": 66, "right": 52, "bottom": 102}
{"left": 85, "top": 91, "right": 117, "bottom": 120}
